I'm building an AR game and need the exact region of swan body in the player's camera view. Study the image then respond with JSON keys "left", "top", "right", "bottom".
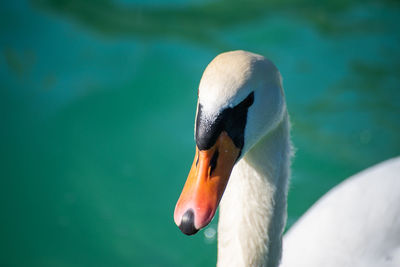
{"left": 174, "top": 50, "right": 400, "bottom": 267}
{"left": 281, "top": 156, "right": 400, "bottom": 267}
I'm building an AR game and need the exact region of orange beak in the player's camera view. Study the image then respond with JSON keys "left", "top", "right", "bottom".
{"left": 174, "top": 131, "right": 240, "bottom": 235}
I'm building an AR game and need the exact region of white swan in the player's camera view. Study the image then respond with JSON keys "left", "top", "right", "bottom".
{"left": 173, "top": 50, "right": 400, "bottom": 267}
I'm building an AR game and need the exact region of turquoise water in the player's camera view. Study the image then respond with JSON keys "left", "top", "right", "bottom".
{"left": 1, "top": 0, "right": 399, "bottom": 266}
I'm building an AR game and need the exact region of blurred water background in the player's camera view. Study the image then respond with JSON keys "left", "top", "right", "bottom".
{"left": 1, "top": 0, "right": 399, "bottom": 266}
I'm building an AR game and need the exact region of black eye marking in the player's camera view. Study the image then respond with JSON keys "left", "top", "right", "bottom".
{"left": 195, "top": 91, "right": 254, "bottom": 155}
{"left": 209, "top": 149, "right": 219, "bottom": 175}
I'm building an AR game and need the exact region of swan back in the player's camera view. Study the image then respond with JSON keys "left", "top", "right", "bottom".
{"left": 281, "top": 157, "right": 400, "bottom": 267}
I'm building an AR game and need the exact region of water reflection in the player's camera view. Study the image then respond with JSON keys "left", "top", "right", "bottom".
{"left": 32, "top": 0, "right": 400, "bottom": 45}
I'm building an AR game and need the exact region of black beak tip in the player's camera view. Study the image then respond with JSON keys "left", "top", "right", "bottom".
{"left": 178, "top": 209, "right": 199, "bottom": 236}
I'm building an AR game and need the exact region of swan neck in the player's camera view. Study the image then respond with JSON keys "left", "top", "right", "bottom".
{"left": 217, "top": 114, "right": 291, "bottom": 267}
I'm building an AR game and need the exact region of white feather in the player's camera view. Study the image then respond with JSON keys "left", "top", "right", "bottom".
{"left": 281, "top": 157, "right": 400, "bottom": 267}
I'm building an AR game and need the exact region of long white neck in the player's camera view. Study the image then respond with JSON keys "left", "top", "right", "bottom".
{"left": 217, "top": 113, "right": 291, "bottom": 267}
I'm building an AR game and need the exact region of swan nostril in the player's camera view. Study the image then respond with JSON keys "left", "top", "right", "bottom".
{"left": 179, "top": 209, "right": 198, "bottom": 235}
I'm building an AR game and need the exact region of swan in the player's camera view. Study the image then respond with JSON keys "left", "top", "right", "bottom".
{"left": 173, "top": 50, "right": 400, "bottom": 267}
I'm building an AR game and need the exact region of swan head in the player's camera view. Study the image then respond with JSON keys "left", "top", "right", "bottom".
{"left": 174, "top": 50, "right": 286, "bottom": 235}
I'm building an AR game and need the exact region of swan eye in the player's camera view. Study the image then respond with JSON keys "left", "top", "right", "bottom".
{"left": 195, "top": 91, "right": 254, "bottom": 154}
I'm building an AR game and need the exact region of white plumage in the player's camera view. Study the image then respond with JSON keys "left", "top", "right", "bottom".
{"left": 281, "top": 157, "right": 400, "bottom": 267}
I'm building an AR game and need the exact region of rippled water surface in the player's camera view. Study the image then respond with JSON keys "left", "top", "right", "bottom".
{"left": 1, "top": 0, "right": 399, "bottom": 266}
